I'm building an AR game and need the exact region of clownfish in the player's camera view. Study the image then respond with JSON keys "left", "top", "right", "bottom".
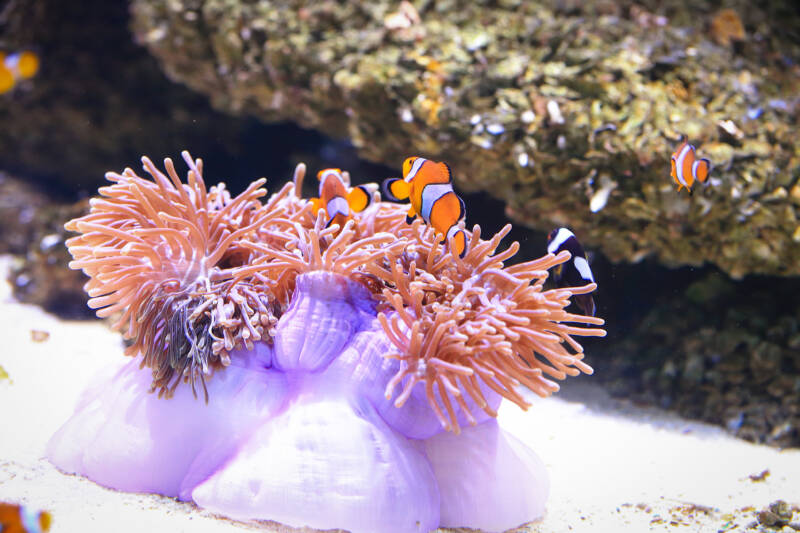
{"left": 309, "top": 168, "right": 374, "bottom": 228}
{"left": 546, "top": 228, "right": 596, "bottom": 317}
{"left": 0, "top": 502, "right": 52, "bottom": 533}
{"left": 670, "top": 137, "right": 710, "bottom": 194}
{"left": 0, "top": 50, "right": 39, "bottom": 94}
{"left": 382, "top": 157, "right": 468, "bottom": 258}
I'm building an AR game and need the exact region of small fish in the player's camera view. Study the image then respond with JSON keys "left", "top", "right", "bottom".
{"left": 309, "top": 168, "right": 373, "bottom": 228}
{"left": 382, "top": 157, "right": 467, "bottom": 258}
{"left": 0, "top": 502, "right": 52, "bottom": 533}
{"left": 670, "top": 137, "right": 710, "bottom": 194}
{"left": 546, "top": 228, "right": 596, "bottom": 316}
{"left": 0, "top": 50, "right": 40, "bottom": 94}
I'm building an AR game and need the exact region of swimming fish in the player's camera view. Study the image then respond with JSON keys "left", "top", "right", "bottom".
{"left": 382, "top": 157, "right": 467, "bottom": 258}
{"left": 670, "top": 137, "right": 710, "bottom": 194}
{"left": 0, "top": 50, "right": 40, "bottom": 94}
{"left": 546, "top": 228, "right": 596, "bottom": 317}
{"left": 309, "top": 168, "right": 374, "bottom": 228}
{"left": 0, "top": 502, "right": 52, "bottom": 533}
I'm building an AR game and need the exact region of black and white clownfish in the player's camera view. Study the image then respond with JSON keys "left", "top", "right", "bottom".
{"left": 670, "top": 137, "right": 710, "bottom": 194}
{"left": 0, "top": 50, "right": 39, "bottom": 94}
{"left": 309, "top": 168, "right": 374, "bottom": 228}
{"left": 0, "top": 502, "right": 52, "bottom": 533}
{"left": 546, "top": 227, "right": 596, "bottom": 317}
{"left": 382, "top": 156, "right": 468, "bottom": 258}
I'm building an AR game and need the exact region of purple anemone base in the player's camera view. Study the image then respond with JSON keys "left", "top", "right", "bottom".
{"left": 47, "top": 271, "right": 549, "bottom": 533}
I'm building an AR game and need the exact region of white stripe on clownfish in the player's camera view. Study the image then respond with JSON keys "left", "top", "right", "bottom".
{"left": 419, "top": 182, "right": 455, "bottom": 224}
{"left": 404, "top": 157, "right": 426, "bottom": 183}
{"left": 21, "top": 506, "right": 42, "bottom": 533}
{"left": 691, "top": 159, "right": 705, "bottom": 180}
{"left": 546, "top": 227, "right": 573, "bottom": 255}
{"left": 318, "top": 168, "right": 342, "bottom": 183}
{"left": 326, "top": 196, "right": 350, "bottom": 220}
{"left": 573, "top": 256, "right": 595, "bottom": 283}
{"left": 673, "top": 143, "right": 693, "bottom": 188}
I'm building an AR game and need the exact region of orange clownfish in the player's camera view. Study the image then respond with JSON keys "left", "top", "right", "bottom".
{"left": 670, "top": 137, "right": 710, "bottom": 194}
{"left": 0, "top": 50, "right": 40, "bottom": 94}
{"left": 382, "top": 157, "right": 467, "bottom": 258}
{"left": 0, "top": 502, "right": 52, "bottom": 533}
{"left": 310, "top": 168, "right": 374, "bottom": 228}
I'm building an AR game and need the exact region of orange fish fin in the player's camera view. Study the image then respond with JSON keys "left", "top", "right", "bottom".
{"left": 0, "top": 66, "right": 14, "bottom": 93}
{"left": 40, "top": 510, "right": 53, "bottom": 531}
{"left": 443, "top": 162, "right": 453, "bottom": 183}
{"left": 382, "top": 177, "right": 410, "bottom": 202}
{"left": 405, "top": 206, "right": 417, "bottom": 224}
{"left": 309, "top": 197, "right": 323, "bottom": 213}
{"left": 17, "top": 51, "right": 39, "bottom": 79}
{"left": 347, "top": 186, "right": 371, "bottom": 212}
{"left": 695, "top": 158, "right": 711, "bottom": 183}
{"left": 448, "top": 228, "right": 467, "bottom": 258}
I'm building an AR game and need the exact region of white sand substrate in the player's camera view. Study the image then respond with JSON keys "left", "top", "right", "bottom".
{"left": 0, "top": 256, "right": 797, "bottom": 533}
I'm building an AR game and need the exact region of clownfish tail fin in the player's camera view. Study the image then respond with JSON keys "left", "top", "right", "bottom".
{"left": 697, "top": 158, "right": 711, "bottom": 183}
{"left": 446, "top": 225, "right": 467, "bottom": 258}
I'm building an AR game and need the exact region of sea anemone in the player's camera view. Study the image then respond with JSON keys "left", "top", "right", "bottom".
{"left": 49, "top": 152, "right": 605, "bottom": 533}
{"left": 63, "top": 152, "right": 305, "bottom": 397}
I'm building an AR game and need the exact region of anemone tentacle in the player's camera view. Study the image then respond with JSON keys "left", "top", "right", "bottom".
{"left": 65, "top": 153, "right": 605, "bottom": 428}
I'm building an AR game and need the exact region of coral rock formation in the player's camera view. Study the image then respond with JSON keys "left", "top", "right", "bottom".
{"left": 130, "top": 0, "right": 800, "bottom": 278}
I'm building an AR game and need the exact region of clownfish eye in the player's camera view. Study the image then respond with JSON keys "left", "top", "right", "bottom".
{"left": 402, "top": 157, "right": 417, "bottom": 178}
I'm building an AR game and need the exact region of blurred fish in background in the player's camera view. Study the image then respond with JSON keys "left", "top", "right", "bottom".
{"left": 0, "top": 49, "right": 38, "bottom": 94}
{"left": 0, "top": 502, "right": 52, "bottom": 533}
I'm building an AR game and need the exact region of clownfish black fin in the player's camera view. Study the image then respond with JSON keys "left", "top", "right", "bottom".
{"left": 457, "top": 194, "right": 466, "bottom": 221}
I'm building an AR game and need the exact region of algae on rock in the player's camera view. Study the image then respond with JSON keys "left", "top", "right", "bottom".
{"left": 131, "top": 0, "right": 800, "bottom": 277}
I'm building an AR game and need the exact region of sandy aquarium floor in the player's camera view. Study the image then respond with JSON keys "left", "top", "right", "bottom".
{"left": 0, "top": 255, "right": 797, "bottom": 533}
